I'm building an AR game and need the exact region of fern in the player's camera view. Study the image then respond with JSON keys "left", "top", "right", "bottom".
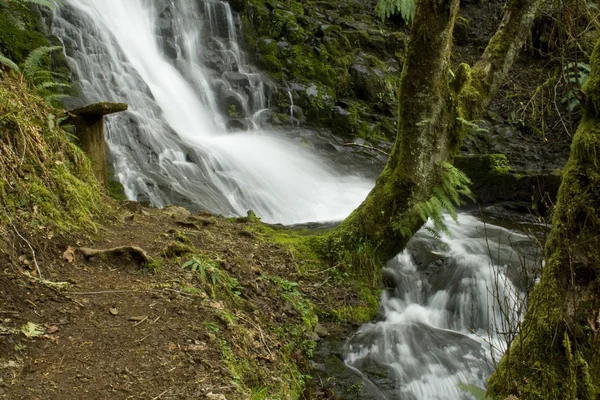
{"left": 23, "top": 45, "right": 62, "bottom": 79}
{"left": 375, "top": 0, "right": 416, "bottom": 23}
{"left": 0, "top": 52, "right": 20, "bottom": 72}
{"left": 457, "top": 383, "right": 491, "bottom": 400}
{"left": 411, "top": 162, "right": 473, "bottom": 237}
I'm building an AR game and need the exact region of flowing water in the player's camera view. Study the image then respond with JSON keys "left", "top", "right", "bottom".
{"left": 53, "top": 0, "right": 373, "bottom": 224}
{"left": 343, "top": 214, "right": 540, "bottom": 399}
{"left": 52, "top": 2, "right": 540, "bottom": 398}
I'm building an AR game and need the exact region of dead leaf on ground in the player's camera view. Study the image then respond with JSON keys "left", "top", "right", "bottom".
{"left": 63, "top": 246, "right": 76, "bottom": 263}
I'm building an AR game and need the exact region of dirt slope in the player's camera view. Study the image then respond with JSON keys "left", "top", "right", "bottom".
{"left": 0, "top": 203, "right": 374, "bottom": 400}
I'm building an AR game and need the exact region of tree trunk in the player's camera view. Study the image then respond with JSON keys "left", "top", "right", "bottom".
{"left": 487, "top": 39, "right": 600, "bottom": 400}
{"left": 327, "top": 0, "right": 460, "bottom": 273}
{"left": 328, "top": 0, "right": 541, "bottom": 269}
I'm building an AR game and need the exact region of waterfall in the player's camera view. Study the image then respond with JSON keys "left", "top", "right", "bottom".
{"left": 343, "top": 214, "right": 540, "bottom": 399}
{"left": 52, "top": 0, "right": 373, "bottom": 224}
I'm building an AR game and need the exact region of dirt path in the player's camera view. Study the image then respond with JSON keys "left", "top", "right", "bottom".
{"left": 1, "top": 204, "right": 369, "bottom": 399}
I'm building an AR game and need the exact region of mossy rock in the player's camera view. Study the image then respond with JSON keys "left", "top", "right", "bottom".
{"left": 454, "top": 154, "right": 561, "bottom": 208}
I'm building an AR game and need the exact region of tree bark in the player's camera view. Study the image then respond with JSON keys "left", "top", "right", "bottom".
{"left": 328, "top": 0, "right": 541, "bottom": 268}
{"left": 487, "top": 39, "right": 600, "bottom": 400}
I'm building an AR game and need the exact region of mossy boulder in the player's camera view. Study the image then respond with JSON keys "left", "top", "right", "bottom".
{"left": 454, "top": 154, "right": 561, "bottom": 210}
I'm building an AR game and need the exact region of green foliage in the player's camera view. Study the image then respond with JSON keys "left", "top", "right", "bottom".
{"left": 375, "top": 0, "right": 415, "bottom": 23}
{"left": 457, "top": 383, "right": 491, "bottom": 400}
{"left": 182, "top": 255, "right": 241, "bottom": 298}
{"left": 0, "top": 52, "right": 19, "bottom": 71}
{"left": 0, "top": 73, "right": 105, "bottom": 233}
{"left": 562, "top": 61, "right": 590, "bottom": 111}
{"left": 408, "top": 162, "right": 473, "bottom": 237}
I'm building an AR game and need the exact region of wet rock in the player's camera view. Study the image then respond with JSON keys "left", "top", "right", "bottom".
{"left": 226, "top": 118, "right": 252, "bottom": 131}
{"left": 218, "top": 86, "right": 245, "bottom": 116}
{"left": 223, "top": 71, "right": 250, "bottom": 89}
{"left": 349, "top": 63, "right": 386, "bottom": 103}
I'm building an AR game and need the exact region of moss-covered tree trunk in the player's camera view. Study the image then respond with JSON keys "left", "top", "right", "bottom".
{"left": 487, "top": 39, "right": 600, "bottom": 400}
{"left": 328, "top": 0, "right": 540, "bottom": 267}
{"left": 327, "top": 0, "right": 460, "bottom": 270}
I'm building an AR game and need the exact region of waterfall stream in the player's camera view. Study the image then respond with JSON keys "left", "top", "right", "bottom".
{"left": 51, "top": 2, "right": 540, "bottom": 398}
{"left": 342, "top": 214, "right": 540, "bottom": 399}
{"left": 53, "top": 0, "right": 373, "bottom": 224}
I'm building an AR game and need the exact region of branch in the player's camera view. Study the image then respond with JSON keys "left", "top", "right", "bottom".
{"left": 343, "top": 142, "right": 390, "bottom": 156}
{"left": 458, "top": 0, "right": 541, "bottom": 119}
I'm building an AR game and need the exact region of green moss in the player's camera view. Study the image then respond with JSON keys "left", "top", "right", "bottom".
{"left": 107, "top": 178, "right": 126, "bottom": 201}
{"left": 161, "top": 242, "right": 194, "bottom": 258}
{"left": 0, "top": 5, "right": 49, "bottom": 65}
{"left": 327, "top": 285, "right": 380, "bottom": 324}
{"left": 0, "top": 73, "right": 107, "bottom": 233}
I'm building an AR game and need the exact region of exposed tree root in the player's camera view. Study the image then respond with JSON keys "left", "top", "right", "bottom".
{"left": 78, "top": 246, "right": 151, "bottom": 264}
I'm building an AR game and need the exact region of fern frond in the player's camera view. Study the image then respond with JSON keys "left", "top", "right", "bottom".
{"left": 36, "top": 81, "right": 70, "bottom": 90}
{"left": 43, "top": 93, "right": 70, "bottom": 105}
{"left": 23, "top": 45, "right": 62, "bottom": 79}
{"left": 0, "top": 52, "right": 20, "bottom": 72}
{"left": 434, "top": 186, "right": 457, "bottom": 220}
{"left": 375, "top": 0, "right": 415, "bottom": 23}
{"left": 457, "top": 383, "right": 491, "bottom": 400}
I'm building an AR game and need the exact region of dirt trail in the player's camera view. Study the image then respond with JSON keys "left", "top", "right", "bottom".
{"left": 0, "top": 204, "right": 363, "bottom": 399}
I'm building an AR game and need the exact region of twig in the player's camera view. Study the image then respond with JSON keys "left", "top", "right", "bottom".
{"left": 151, "top": 390, "right": 168, "bottom": 400}
{"left": 18, "top": 125, "right": 27, "bottom": 167}
{"left": 133, "top": 315, "right": 148, "bottom": 327}
{"left": 553, "top": 80, "right": 572, "bottom": 137}
{"left": 343, "top": 142, "right": 390, "bottom": 156}
{"left": 135, "top": 333, "right": 153, "bottom": 343}
{"left": 3, "top": 206, "right": 43, "bottom": 280}
{"left": 162, "top": 288, "right": 197, "bottom": 297}
{"left": 68, "top": 290, "right": 153, "bottom": 295}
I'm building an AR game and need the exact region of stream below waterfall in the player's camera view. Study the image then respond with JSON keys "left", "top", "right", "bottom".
{"left": 331, "top": 213, "right": 542, "bottom": 399}
{"left": 52, "top": 1, "right": 543, "bottom": 398}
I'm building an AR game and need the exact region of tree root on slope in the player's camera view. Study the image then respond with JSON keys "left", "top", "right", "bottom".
{"left": 78, "top": 246, "right": 151, "bottom": 264}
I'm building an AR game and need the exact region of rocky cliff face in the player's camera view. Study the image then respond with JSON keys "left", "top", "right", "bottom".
{"left": 231, "top": 0, "right": 572, "bottom": 210}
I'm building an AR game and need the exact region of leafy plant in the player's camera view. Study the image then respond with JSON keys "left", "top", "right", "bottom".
{"left": 0, "top": 52, "right": 19, "bottom": 71}
{"left": 396, "top": 163, "right": 473, "bottom": 238}
{"left": 182, "top": 256, "right": 241, "bottom": 298}
{"left": 375, "top": 0, "right": 416, "bottom": 23}
{"left": 457, "top": 383, "right": 491, "bottom": 400}
{"left": 562, "top": 61, "right": 590, "bottom": 111}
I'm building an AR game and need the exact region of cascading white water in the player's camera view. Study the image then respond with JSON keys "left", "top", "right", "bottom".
{"left": 344, "top": 214, "right": 537, "bottom": 399}
{"left": 52, "top": 0, "right": 373, "bottom": 224}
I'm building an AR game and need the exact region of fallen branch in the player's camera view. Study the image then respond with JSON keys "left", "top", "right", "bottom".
{"left": 78, "top": 246, "right": 151, "bottom": 264}
{"left": 343, "top": 142, "right": 390, "bottom": 156}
